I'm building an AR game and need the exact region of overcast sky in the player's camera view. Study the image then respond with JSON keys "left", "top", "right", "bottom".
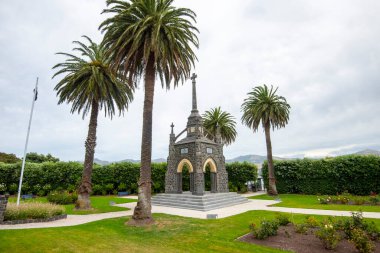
{"left": 0, "top": 0, "right": 379, "bottom": 161}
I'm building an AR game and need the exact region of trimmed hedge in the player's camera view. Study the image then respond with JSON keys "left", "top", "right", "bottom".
{"left": 0, "top": 161, "right": 257, "bottom": 195}
{"left": 262, "top": 155, "right": 380, "bottom": 195}
{"left": 226, "top": 162, "right": 258, "bottom": 192}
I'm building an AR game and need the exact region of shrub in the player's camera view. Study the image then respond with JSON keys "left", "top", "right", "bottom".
{"left": 250, "top": 219, "right": 279, "bottom": 240}
{"left": 353, "top": 196, "right": 366, "bottom": 205}
{"left": 105, "top": 183, "right": 114, "bottom": 194}
{"left": 315, "top": 223, "right": 341, "bottom": 250}
{"left": 317, "top": 196, "right": 330, "bottom": 204}
{"left": 4, "top": 202, "right": 65, "bottom": 221}
{"left": 7, "top": 183, "right": 18, "bottom": 194}
{"left": 239, "top": 185, "right": 248, "bottom": 193}
{"left": 369, "top": 195, "right": 379, "bottom": 205}
{"left": 262, "top": 155, "right": 380, "bottom": 195}
{"left": 364, "top": 221, "right": 380, "bottom": 241}
{"left": 275, "top": 213, "right": 291, "bottom": 226}
{"left": 349, "top": 228, "right": 375, "bottom": 253}
{"left": 117, "top": 183, "right": 127, "bottom": 191}
{"left": 47, "top": 191, "right": 78, "bottom": 205}
{"left": 91, "top": 185, "right": 102, "bottom": 195}
{"left": 305, "top": 216, "right": 319, "bottom": 228}
{"left": 0, "top": 183, "right": 6, "bottom": 194}
{"left": 294, "top": 223, "right": 308, "bottom": 234}
{"left": 0, "top": 152, "right": 21, "bottom": 163}
{"left": 330, "top": 217, "right": 347, "bottom": 231}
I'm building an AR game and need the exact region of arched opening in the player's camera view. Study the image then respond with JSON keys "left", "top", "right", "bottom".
{"left": 177, "top": 159, "right": 194, "bottom": 193}
{"left": 203, "top": 158, "right": 217, "bottom": 193}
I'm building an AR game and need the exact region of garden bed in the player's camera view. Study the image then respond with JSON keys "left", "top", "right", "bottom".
{"left": 0, "top": 214, "right": 67, "bottom": 225}
{"left": 239, "top": 224, "right": 380, "bottom": 253}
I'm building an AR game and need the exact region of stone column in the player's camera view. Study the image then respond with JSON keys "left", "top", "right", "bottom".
{"left": 210, "top": 173, "right": 217, "bottom": 193}
{"left": 193, "top": 172, "right": 205, "bottom": 195}
{"left": 0, "top": 194, "right": 9, "bottom": 223}
{"left": 190, "top": 173, "right": 194, "bottom": 193}
{"left": 177, "top": 173, "right": 182, "bottom": 193}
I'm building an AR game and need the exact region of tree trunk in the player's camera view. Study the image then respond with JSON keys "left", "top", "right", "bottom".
{"left": 76, "top": 100, "right": 99, "bottom": 210}
{"left": 264, "top": 123, "right": 278, "bottom": 196}
{"left": 128, "top": 56, "right": 155, "bottom": 226}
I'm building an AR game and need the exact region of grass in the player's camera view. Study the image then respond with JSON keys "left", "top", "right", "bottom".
{"left": 8, "top": 196, "right": 136, "bottom": 215}
{"left": 3, "top": 210, "right": 380, "bottom": 253}
{"left": 250, "top": 194, "right": 380, "bottom": 212}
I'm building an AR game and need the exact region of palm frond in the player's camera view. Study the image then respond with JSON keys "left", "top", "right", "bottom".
{"left": 52, "top": 35, "right": 134, "bottom": 119}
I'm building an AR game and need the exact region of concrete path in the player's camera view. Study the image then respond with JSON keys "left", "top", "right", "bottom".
{"left": 1, "top": 192, "right": 380, "bottom": 230}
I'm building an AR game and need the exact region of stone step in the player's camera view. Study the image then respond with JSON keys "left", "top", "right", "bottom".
{"left": 152, "top": 195, "right": 245, "bottom": 205}
{"left": 152, "top": 198, "right": 246, "bottom": 206}
{"left": 151, "top": 192, "right": 249, "bottom": 211}
{"left": 153, "top": 192, "right": 242, "bottom": 201}
{"left": 152, "top": 199, "right": 248, "bottom": 211}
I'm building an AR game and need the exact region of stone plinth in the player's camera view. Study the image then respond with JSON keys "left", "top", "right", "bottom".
{"left": 0, "top": 195, "right": 9, "bottom": 222}
{"left": 152, "top": 192, "right": 248, "bottom": 211}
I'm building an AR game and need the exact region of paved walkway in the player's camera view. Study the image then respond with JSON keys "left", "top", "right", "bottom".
{"left": 1, "top": 192, "right": 380, "bottom": 230}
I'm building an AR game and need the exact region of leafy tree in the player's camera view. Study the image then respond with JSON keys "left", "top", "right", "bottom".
{"left": 52, "top": 36, "right": 133, "bottom": 209}
{"left": 100, "top": 0, "right": 198, "bottom": 225}
{"left": 0, "top": 152, "right": 21, "bottom": 163}
{"left": 241, "top": 85, "right": 290, "bottom": 195}
{"left": 26, "top": 152, "right": 60, "bottom": 163}
{"left": 203, "top": 107, "right": 237, "bottom": 145}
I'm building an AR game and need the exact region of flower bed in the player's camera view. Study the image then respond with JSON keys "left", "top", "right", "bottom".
{"left": 3, "top": 202, "right": 65, "bottom": 222}
{"left": 0, "top": 214, "right": 67, "bottom": 225}
{"left": 240, "top": 212, "right": 380, "bottom": 253}
{"left": 318, "top": 192, "right": 380, "bottom": 206}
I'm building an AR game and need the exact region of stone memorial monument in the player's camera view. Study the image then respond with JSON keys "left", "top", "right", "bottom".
{"left": 152, "top": 74, "right": 248, "bottom": 211}
{"left": 164, "top": 73, "right": 229, "bottom": 195}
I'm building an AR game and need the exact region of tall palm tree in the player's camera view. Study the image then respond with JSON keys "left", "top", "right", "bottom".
{"left": 52, "top": 36, "right": 134, "bottom": 209}
{"left": 100, "top": 0, "right": 198, "bottom": 225}
{"left": 203, "top": 107, "right": 237, "bottom": 145}
{"left": 241, "top": 85, "right": 290, "bottom": 196}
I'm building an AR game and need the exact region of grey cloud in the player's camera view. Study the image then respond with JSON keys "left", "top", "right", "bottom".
{"left": 0, "top": 0, "right": 379, "bottom": 161}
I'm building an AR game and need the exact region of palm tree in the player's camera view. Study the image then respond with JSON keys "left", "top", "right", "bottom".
{"left": 203, "top": 107, "right": 237, "bottom": 145}
{"left": 52, "top": 36, "right": 134, "bottom": 209}
{"left": 99, "top": 0, "right": 198, "bottom": 225}
{"left": 241, "top": 85, "right": 290, "bottom": 196}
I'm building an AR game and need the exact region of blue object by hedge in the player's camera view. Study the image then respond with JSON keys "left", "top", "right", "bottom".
{"left": 21, "top": 194, "right": 34, "bottom": 200}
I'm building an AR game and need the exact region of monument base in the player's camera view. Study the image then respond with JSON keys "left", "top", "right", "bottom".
{"left": 152, "top": 191, "right": 248, "bottom": 211}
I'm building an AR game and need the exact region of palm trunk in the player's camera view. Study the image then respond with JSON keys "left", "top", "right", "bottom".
{"left": 128, "top": 56, "right": 155, "bottom": 226}
{"left": 264, "top": 123, "right": 278, "bottom": 196}
{"left": 76, "top": 100, "right": 99, "bottom": 210}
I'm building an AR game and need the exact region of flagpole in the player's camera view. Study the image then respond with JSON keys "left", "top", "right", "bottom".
{"left": 17, "top": 77, "right": 39, "bottom": 206}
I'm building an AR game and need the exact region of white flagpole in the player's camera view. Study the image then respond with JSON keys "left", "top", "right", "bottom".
{"left": 17, "top": 77, "right": 39, "bottom": 206}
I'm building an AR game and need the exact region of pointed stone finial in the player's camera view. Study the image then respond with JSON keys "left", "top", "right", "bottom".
{"left": 191, "top": 73, "right": 198, "bottom": 111}
{"left": 170, "top": 122, "right": 174, "bottom": 134}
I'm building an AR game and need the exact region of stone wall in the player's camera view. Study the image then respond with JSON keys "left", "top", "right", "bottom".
{"left": 0, "top": 194, "right": 9, "bottom": 222}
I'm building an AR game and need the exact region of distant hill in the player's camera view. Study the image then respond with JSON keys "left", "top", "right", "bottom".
{"left": 93, "top": 157, "right": 166, "bottom": 165}
{"left": 226, "top": 154, "right": 288, "bottom": 164}
{"left": 354, "top": 149, "right": 380, "bottom": 156}
{"left": 93, "top": 158, "right": 111, "bottom": 166}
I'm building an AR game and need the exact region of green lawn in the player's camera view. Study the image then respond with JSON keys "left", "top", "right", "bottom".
{"left": 250, "top": 194, "right": 380, "bottom": 212}
{"left": 3, "top": 211, "right": 380, "bottom": 253}
{"left": 8, "top": 196, "right": 136, "bottom": 215}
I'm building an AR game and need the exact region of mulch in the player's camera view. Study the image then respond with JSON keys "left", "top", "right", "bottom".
{"left": 238, "top": 224, "right": 380, "bottom": 253}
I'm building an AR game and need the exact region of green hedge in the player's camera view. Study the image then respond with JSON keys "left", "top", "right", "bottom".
{"left": 262, "top": 155, "right": 380, "bottom": 195}
{"left": 0, "top": 161, "right": 257, "bottom": 195}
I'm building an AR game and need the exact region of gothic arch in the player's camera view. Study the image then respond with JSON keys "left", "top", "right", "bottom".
{"left": 177, "top": 159, "right": 194, "bottom": 173}
{"left": 203, "top": 158, "right": 217, "bottom": 173}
